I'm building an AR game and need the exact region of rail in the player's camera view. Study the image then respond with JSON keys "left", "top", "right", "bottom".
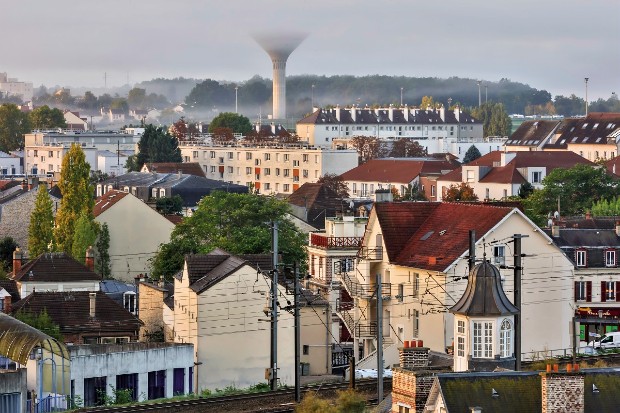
{"left": 357, "top": 246, "right": 383, "bottom": 261}
{"left": 309, "top": 233, "right": 362, "bottom": 249}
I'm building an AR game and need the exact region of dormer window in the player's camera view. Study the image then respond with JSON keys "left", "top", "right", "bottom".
{"left": 576, "top": 249, "right": 587, "bottom": 267}
{"left": 123, "top": 291, "right": 137, "bottom": 314}
{"left": 605, "top": 249, "right": 616, "bottom": 267}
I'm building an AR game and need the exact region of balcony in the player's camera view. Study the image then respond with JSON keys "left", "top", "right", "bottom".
{"left": 357, "top": 246, "right": 383, "bottom": 261}
{"left": 309, "top": 233, "right": 362, "bottom": 250}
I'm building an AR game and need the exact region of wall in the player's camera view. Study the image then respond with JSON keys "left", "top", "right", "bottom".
{"left": 300, "top": 305, "right": 331, "bottom": 375}
{"left": 0, "top": 369, "right": 27, "bottom": 412}
{"left": 18, "top": 281, "right": 100, "bottom": 298}
{"left": 138, "top": 282, "right": 167, "bottom": 341}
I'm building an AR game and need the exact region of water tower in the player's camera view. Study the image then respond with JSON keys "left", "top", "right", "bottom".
{"left": 254, "top": 32, "right": 307, "bottom": 120}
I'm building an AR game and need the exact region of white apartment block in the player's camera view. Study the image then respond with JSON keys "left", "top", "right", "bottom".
{"left": 179, "top": 143, "right": 358, "bottom": 195}
{"left": 24, "top": 143, "right": 97, "bottom": 176}
{"left": 25, "top": 131, "right": 140, "bottom": 154}
{"left": 0, "top": 72, "right": 33, "bottom": 102}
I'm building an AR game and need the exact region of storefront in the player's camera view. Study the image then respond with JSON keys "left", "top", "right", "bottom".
{"left": 576, "top": 307, "right": 620, "bottom": 342}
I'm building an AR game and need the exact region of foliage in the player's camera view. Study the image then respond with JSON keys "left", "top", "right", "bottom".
{"left": 420, "top": 95, "right": 439, "bottom": 109}
{"left": 523, "top": 164, "right": 620, "bottom": 224}
{"left": 151, "top": 192, "right": 307, "bottom": 280}
{"left": 295, "top": 389, "right": 366, "bottom": 413}
{"left": 155, "top": 195, "right": 184, "bottom": 215}
{"left": 71, "top": 212, "right": 99, "bottom": 263}
{"left": 443, "top": 183, "right": 479, "bottom": 202}
{"left": 90, "top": 171, "right": 109, "bottom": 185}
{"left": 98, "top": 386, "right": 135, "bottom": 406}
{"left": 0, "top": 103, "right": 30, "bottom": 151}
{"left": 14, "top": 308, "right": 62, "bottom": 341}
{"left": 470, "top": 102, "right": 512, "bottom": 137}
{"left": 211, "top": 127, "right": 236, "bottom": 144}
{"left": 96, "top": 223, "right": 111, "bottom": 278}
{"left": 389, "top": 138, "right": 428, "bottom": 158}
{"left": 186, "top": 79, "right": 234, "bottom": 108}
{"left": 126, "top": 124, "right": 182, "bottom": 171}
{"left": 208, "top": 112, "right": 252, "bottom": 135}
{"left": 29, "top": 105, "right": 67, "bottom": 129}
{"left": 518, "top": 182, "right": 534, "bottom": 199}
{"left": 350, "top": 135, "right": 385, "bottom": 164}
{"left": 333, "top": 389, "right": 366, "bottom": 413}
{"left": 317, "top": 173, "right": 349, "bottom": 198}
{"left": 462, "top": 145, "right": 482, "bottom": 163}
{"left": 78, "top": 91, "right": 99, "bottom": 110}
{"left": 400, "top": 183, "right": 428, "bottom": 201}
{"left": 0, "top": 237, "right": 18, "bottom": 270}
{"left": 28, "top": 185, "right": 55, "bottom": 257}
{"left": 295, "top": 393, "right": 336, "bottom": 413}
{"left": 54, "top": 144, "right": 94, "bottom": 253}
{"left": 169, "top": 117, "right": 199, "bottom": 142}
{"left": 110, "top": 98, "right": 129, "bottom": 113}
{"left": 553, "top": 94, "right": 585, "bottom": 117}
{"left": 592, "top": 197, "right": 620, "bottom": 216}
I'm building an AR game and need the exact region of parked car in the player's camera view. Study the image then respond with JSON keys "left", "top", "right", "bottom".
{"left": 589, "top": 331, "right": 620, "bottom": 350}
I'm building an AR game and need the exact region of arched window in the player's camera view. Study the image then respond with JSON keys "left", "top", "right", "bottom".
{"left": 500, "top": 319, "right": 512, "bottom": 358}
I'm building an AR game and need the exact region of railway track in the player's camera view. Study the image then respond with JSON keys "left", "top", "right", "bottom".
{"left": 75, "top": 378, "right": 391, "bottom": 413}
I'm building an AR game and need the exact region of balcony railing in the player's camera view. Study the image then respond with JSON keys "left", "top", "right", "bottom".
{"left": 309, "top": 233, "right": 362, "bottom": 249}
{"left": 357, "top": 246, "right": 383, "bottom": 261}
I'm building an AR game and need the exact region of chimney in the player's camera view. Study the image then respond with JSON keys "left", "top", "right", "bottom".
{"left": 552, "top": 225, "right": 560, "bottom": 238}
{"left": 388, "top": 104, "right": 394, "bottom": 122}
{"left": 3, "top": 296, "right": 11, "bottom": 313}
{"left": 403, "top": 106, "right": 410, "bottom": 122}
{"left": 454, "top": 106, "right": 461, "bottom": 122}
{"left": 540, "top": 371, "right": 584, "bottom": 413}
{"left": 399, "top": 346, "right": 430, "bottom": 370}
{"left": 350, "top": 107, "right": 356, "bottom": 122}
{"left": 12, "top": 248, "right": 22, "bottom": 275}
{"left": 89, "top": 292, "right": 97, "bottom": 318}
{"left": 334, "top": 105, "right": 341, "bottom": 122}
{"left": 585, "top": 210, "right": 592, "bottom": 220}
{"left": 85, "top": 246, "right": 95, "bottom": 271}
{"left": 439, "top": 106, "right": 445, "bottom": 122}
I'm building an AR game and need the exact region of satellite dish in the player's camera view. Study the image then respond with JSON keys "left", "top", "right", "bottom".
{"left": 349, "top": 200, "right": 354, "bottom": 209}
{"left": 548, "top": 219, "right": 553, "bottom": 227}
{"left": 554, "top": 211, "right": 560, "bottom": 219}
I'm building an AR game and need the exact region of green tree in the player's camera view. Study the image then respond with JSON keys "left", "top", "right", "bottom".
{"left": 78, "top": 91, "right": 99, "bottom": 110}
{"left": 14, "top": 308, "right": 62, "bottom": 341}
{"left": 186, "top": 79, "right": 233, "bottom": 108}
{"left": 471, "top": 102, "right": 512, "bottom": 137}
{"left": 518, "top": 181, "right": 534, "bottom": 199}
{"left": 0, "top": 103, "right": 30, "bottom": 151}
{"left": 71, "top": 212, "right": 99, "bottom": 263}
{"left": 420, "top": 95, "right": 439, "bottom": 109}
{"left": 151, "top": 192, "right": 307, "bottom": 280}
{"left": 0, "top": 237, "right": 18, "bottom": 272}
{"left": 96, "top": 223, "right": 111, "bottom": 278}
{"left": 54, "top": 144, "right": 94, "bottom": 253}
{"left": 350, "top": 135, "right": 385, "bottom": 164}
{"left": 28, "top": 184, "right": 55, "bottom": 257}
{"left": 126, "top": 124, "right": 182, "bottom": 171}
{"left": 29, "top": 105, "right": 67, "bottom": 129}
{"left": 462, "top": 145, "right": 482, "bottom": 163}
{"left": 389, "top": 138, "right": 428, "bottom": 158}
{"left": 524, "top": 164, "right": 620, "bottom": 225}
{"left": 155, "top": 195, "right": 183, "bottom": 215}
{"left": 443, "top": 183, "right": 479, "bottom": 202}
{"left": 127, "top": 88, "right": 147, "bottom": 108}
{"left": 317, "top": 173, "right": 349, "bottom": 198}
{"left": 208, "top": 112, "right": 252, "bottom": 135}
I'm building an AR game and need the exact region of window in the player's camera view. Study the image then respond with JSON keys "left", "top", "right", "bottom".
{"left": 303, "top": 345, "right": 309, "bottom": 355}
{"left": 227, "top": 166, "right": 233, "bottom": 173}
{"left": 397, "top": 284, "right": 404, "bottom": 302}
{"left": 602, "top": 281, "right": 615, "bottom": 302}
{"left": 500, "top": 319, "right": 512, "bottom": 358}
{"left": 151, "top": 188, "right": 158, "bottom": 198}
{"left": 283, "top": 184, "right": 290, "bottom": 192}
{"left": 466, "top": 170, "right": 474, "bottom": 182}
{"left": 457, "top": 336, "right": 465, "bottom": 357}
{"left": 576, "top": 249, "right": 587, "bottom": 267}
{"left": 228, "top": 151, "right": 233, "bottom": 159}
{"left": 473, "top": 321, "right": 493, "bottom": 358}
{"left": 493, "top": 245, "right": 505, "bottom": 266}
{"left": 284, "top": 154, "right": 289, "bottom": 162}
{"left": 264, "top": 183, "right": 270, "bottom": 191}
{"left": 283, "top": 169, "right": 290, "bottom": 177}
{"left": 246, "top": 167, "right": 252, "bottom": 175}
{"left": 352, "top": 183, "right": 357, "bottom": 194}
{"left": 457, "top": 320, "right": 465, "bottom": 334}
{"left": 398, "top": 405, "right": 410, "bottom": 413}
{"left": 606, "top": 250, "right": 616, "bottom": 267}
{"left": 413, "top": 309, "right": 419, "bottom": 336}
{"left": 246, "top": 152, "right": 252, "bottom": 160}
{"left": 124, "top": 292, "right": 136, "bottom": 314}
{"left": 264, "top": 168, "right": 271, "bottom": 176}
{"left": 264, "top": 153, "right": 271, "bottom": 161}
{"left": 210, "top": 166, "right": 216, "bottom": 173}
{"left": 210, "top": 151, "right": 215, "bottom": 158}
{"left": 255, "top": 159, "right": 260, "bottom": 166}
{"left": 275, "top": 168, "right": 280, "bottom": 176}
{"left": 159, "top": 189, "right": 165, "bottom": 198}
{"left": 532, "top": 171, "right": 542, "bottom": 183}
{"left": 303, "top": 170, "right": 309, "bottom": 178}
{"left": 192, "top": 151, "right": 198, "bottom": 158}
{"left": 431, "top": 185, "right": 435, "bottom": 197}
{"left": 293, "top": 160, "right": 300, "bottom": 167}
{"left": 485, "top": 188, "right": 490, "bottom": 199}
{"left": 413, "top": 273, "right": 419, "bottom": 297}
{"left": 303, "top": 154, "right": 309, "bottom": 162}
{"left": 574, "top": 281, "right": 591, "bottom": 302}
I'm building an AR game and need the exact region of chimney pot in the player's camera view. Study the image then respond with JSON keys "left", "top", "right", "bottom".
{"left": 3, "top": 296, "right": 11, "bottom": 313}
{"left": 12, "top": 248, "right": 22, "bottom": 275}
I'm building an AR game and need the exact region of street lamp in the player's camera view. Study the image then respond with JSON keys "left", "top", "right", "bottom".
{"left": 400, "top": 87, "right": 404, "bottom": 106}
{"left": 477, "top": 81, "right": 482, "bottom": 107}
{"left": 235, "top": 86, "right": 239, "bottom": 114}
{"left": 448, "top": 97, "right": 452, "bottom": 109}
{"left": 485, "top": 84, "right": 488, "bottom": 104}
{"left": 311, "top": 84, "right": 315, "bottom": 110}
{"left": 584, "top": 78, "right": 589, "bottom": 116}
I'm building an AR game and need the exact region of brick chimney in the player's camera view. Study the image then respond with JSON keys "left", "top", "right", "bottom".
{"left": 85, "top": 246, "right": 95, "bottom": 271}
{"left": 3, "top": 295, "right": 11, "bottom": 313}
{"left": 89, "top": 292, "right": 97, "bottom": 318}
{"left": 392, "top": 345, "right": 434, "bottom": 413}
{"left": 540, "top": 371, "right": 584, "bottom": 413}
{"left": 12, "top": 248, "right": 22, "bottom": 275}
{"left": 399, "top": 345, "right": 430, "bottom": 370}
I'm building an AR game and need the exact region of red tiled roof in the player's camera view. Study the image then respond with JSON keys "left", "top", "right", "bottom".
{"left": 164, "top": 214, "right": 183, "bottom": 225}
{"left": 13, "top": 253, "right": 101, "bottom": 282}
{"left": 374, "top": 202, "right": 514, "bottom": 271}
{"left": 552, "top": 113, "right": 620, "bottom": 145}
{"left": 463, "top": 151, "right": 501, "bottom": 166}
{"left": 340, "top": 159, "right": 458, "bottom": 183}
{"left": 605, "top": 156, "right": 620, "bottom": 176}
{"left": 143, "top": 162, "right": 206, "bottom": 178}
{"left": 478, "top": 165, "right": 526, "bottom": 184}
{"left": 0, "top": 180, "right": 21, "bottom": 191}
{"left": 287, "top": 183, "right": 343, "bottom": 209}
{"left": 438, "top": 167, "right": 462, "bottom": 182}
{"left": 93, "top": 190, "right": 129, "bottom": 217}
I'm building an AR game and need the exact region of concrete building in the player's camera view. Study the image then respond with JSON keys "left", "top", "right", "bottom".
{"left": 97, "top": 150, "right": 130, "bottom": 177}
{"left": 24, "top": 141, "right": 98, "bottom": 176}
{"left": 0, "top": 72, "right": 33, "bottom": 102}
{"left": 296, "top": 106, "right": 498, "bottom": 156}
{"left": 0, "top": 151, "right": 21, "bottom": 176}
{"left": 0, "top": 369, "right": 27, "bottom": 413}
{"left": 179, "top": 142, "right": 358, "bottom": 196}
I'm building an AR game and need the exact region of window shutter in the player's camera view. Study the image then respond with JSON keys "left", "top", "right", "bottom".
{"left": 616, "top": 282, "right": 620, "bottom": 302}
{"left": 601, "top": 281, "right": 607, "bottom": 302}
{"left": 574, "top": 282, "right": 579, "bottom": 301}
{"left": 586, "top": 281, "right": 592, "bottom": 302}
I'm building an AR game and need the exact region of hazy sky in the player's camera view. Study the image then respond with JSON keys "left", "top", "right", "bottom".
{"left": 2, "top": 0, "right": 618, "bottom": 100}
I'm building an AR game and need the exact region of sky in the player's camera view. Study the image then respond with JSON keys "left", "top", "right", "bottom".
{"left": 1, "top": 0, "right": 619, "bottom": 101}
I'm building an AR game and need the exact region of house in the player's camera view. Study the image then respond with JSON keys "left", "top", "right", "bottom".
{"left": 544, "top": 216, "right": 620, "bottom": 343}
{"left": 63, "top": 111, "right": 89, "bottom": 131}
{"left": 140, "top": 162, "right": 206, "bottom": 178}
{"left": 0, "top": 279, "right": 20, "bottom": 314}
{"left": 287, "top": 182, "right": 350, "bottom": 229}
{"left": 0, "top": 150, "right": 21, "bottom": 175}
{"left": 10, "top": 249, "right": 101, "bottom": 298}
{"left": 11, "top": 290, "right": 142, "bottom": 345}
{"left": 171, "top": 249, "right": 296, "bottom": 391}
{"left": 129, "top": 109, "right": 148, "bottom": 122}
{"left": 138, "top": 278, "right": 174, "bottom": 342}
{"left": 97, "top": 150, "right": 130, "bottom": 177}
{"left": 93, "top": 190, "right": 176, "bottom": 282}
{"left": 340, "top": 157, "right": 459, "bottom": 200}
{"left": 437, "top": 151, "right": 594, "bottom": 201}
{"left": 101, "top": 107, "right": 126, "bottom": 123}
{"left": 344, "top": 202, "right": 574, "bottom": 369}
{"left": 0, "top": 183, "right": 60, "bottom": 255}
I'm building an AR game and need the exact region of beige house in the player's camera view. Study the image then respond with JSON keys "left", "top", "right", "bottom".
{"left": 93, "top": 190, "right": 175, "bottom": 282}
{"left": 342, "top": 202, "right": 574, "bottom": 369}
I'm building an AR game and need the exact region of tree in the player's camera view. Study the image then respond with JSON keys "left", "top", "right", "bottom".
{"left": 127, "top": 124, "right": 182, "bottom": 171}
{"left": 420, "top": 95, "right": 439, "bottom": 109}
{"left": 14, "top": 308, "right": 62, "bottom": 341}
{"left": 524, "top": 164, "right": 620, "bottom": 225}
{"left": 28, "top": 184, "right": 55, "bottom": 257}
{"left": 150, "top": 192, "right": 307, "bottom": 280}
{"left": 443, "top": 183, "right": 479, "bottom": 202}
{"left": 127, "top": 88, "right": 147, "bottom": 108}
{"left": 462, "top": 145, "right": 482, "bottom": 163}
{"left": 0, "top": 237, "right": 18, "bottom": 272}
{"left": 317, "top": 173, "right": 349, "bottom": 198}
{"left": 400, "top": 183, "right": 427, "bottom": 201}
{"left": 470, "top": 102, "right": 512, "bottom": 137}
{"left": 350, "top": 135, "right": 385, "bottom": 164}
{"left": 518, "top": 181, "right": 534, "bottom": 199}
{"left": 208, "top": 112, "right": 252, "bottom": 135}
{"left": 96, "top": 223, "right": 111, "bottom": 278}
{"left": 54, "top": 144, "right": 94, "bottom": 253}
{"left": 110, "top": 98, "right": 129, "bottom": 113}
{"left": 0, "top": 103, "right": 30, "bottom": 151}
{"left": 211, "top": 127, "right": 236, "bottom": 144}
{"left": 71, "top": 212, "right": 99, "bottom": 263}
{"left": 389, "top": 138, "right": 428, "bottom": 158}
{"left": 186, "top": 79, "right": 233, "bottom": 108}
{"left": 29, "top": 105, "right": 67, "bottom": 129}
{"left": 155, "top": 195, "right": 183, "bottom": 215}
{"left": 78, "top": 91, "right": 99, "bottom": 110}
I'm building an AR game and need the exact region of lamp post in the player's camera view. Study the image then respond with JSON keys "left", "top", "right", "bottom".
{"left": 584, "top": 78, "right": 589, "bottom": 116}
{"left": 311, "top": 84, "right": 315, "bottom": 110}
{"left": 448, "top": 97, "right": 452, "bottom": 109}
{"left": 400, "top": 87, "right": 404, "bottom": 106}
{"left": 235, "top": 86, "right": 239, "bottom": 114}
{"left": 485, "top": 84, "right": 488, "bottom": 104}
{"left": 477, "top": 81, "right": 482, "bottom": 107}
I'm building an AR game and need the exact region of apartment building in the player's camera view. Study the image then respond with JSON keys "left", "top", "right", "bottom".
{"left": 179, "top": 143, "right": 358, "bottom": 195}
{"left": 24, "top": 143, "right": 97, "bottom": 176}
{"left": 0, "top": 72, "right": 33, "bottom": 102}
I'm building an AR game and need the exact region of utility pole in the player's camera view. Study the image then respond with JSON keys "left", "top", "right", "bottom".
{"left": 468, "top": 230, "right": 476, "bottom": 272}
{"left": 376, "top": 273, "right": 384, "bottom": 403}
{"left": 270, "top": 221, "right": 279, "bottom": 391}
{"left": 584, "top": 77, "right": 589, "bottom": 116}
{"left": 513, "top": 234, "right": 528, "bottom": 371}
{"left": 293, "top": 262, "right": 301, "bottom": 402}
{"left": 477, "top": 81, "right": 482, "bottom": 107}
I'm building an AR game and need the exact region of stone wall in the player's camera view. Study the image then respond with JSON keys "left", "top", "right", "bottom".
{"left": 392, "top": 369, "right": 435, "bottom": 413}
{"left": 540, "top": 372, "right": 584, "bottom": 413}
{"left": 138, "top": 282, "right": 166, "bottom": 341}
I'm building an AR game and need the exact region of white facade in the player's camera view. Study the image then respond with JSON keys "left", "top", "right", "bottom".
{"left": 25, "top": 132, "right": 140, "bottom": 154}
{"left": 97, "top": 151, "right": 129, "bottom": 177}
{"left": 179, "top": 143, "right": 358, "bottom": 195}
{"left": 0, "top": 151, "right": 21, "bottom": 175}
{"left": 0, "top": 72, "right": 33, "bottom": 102}
{"left": 24, "top": 143, "right": 97, "bottom": 176}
